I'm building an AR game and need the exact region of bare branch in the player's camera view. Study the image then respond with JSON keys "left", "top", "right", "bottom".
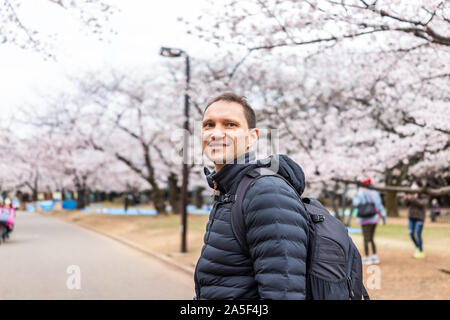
{"left": 333, "top": 178, "right": 450, "bottom": 196}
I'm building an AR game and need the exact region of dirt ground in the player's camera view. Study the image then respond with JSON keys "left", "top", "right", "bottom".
{"left": 40, "top": 209, "right": 450, "bottom": 300}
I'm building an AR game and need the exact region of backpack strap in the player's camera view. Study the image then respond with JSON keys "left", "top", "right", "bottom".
{"left": 346, "top": 244, "right": 356, "bottom": 299}
{"left": 231, "top": 166, "right": 311, "bottom": 255}
{"left": 362, "top": 285, "right": 371, "bottom": 300}
{"left": 230, "top": 172, "right": 255, "bottom": 255}
{"left": 231, "top": 167, "right": 283, "bottom": 255}
{"left": 347, "top": 240, "right": 371, "bottom": 300}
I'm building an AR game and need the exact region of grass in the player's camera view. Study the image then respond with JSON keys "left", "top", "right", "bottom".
{"left": 87, "top": 201, "right": 156, "bottom": 210}
{"left": 129, "top": 214, "right": 209, "bottom": 233}
{"left": 347, "top": 216, "right": 450, "bottom": 243}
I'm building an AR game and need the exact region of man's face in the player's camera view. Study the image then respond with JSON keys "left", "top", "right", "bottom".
{"left": 202, "top": 100, "right": 258, "bottom": 167}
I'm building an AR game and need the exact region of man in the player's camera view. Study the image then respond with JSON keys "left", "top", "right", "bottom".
{"left": 194, "top": 92, "right": 309, "bottom": 300}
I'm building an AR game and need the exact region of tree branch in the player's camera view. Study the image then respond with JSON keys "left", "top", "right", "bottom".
{"left": 333, "top": 178, "right": 450, "bottom": 196}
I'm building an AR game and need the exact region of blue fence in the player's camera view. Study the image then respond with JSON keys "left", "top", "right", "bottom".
{"left": 82, "top": 205, "right": 212, "bottom": 216}
{"left": 23, "top": 200, "right": 213, "bottom": 216}
{"left": 81, "top": 208, "right": 158, "bottom": 215}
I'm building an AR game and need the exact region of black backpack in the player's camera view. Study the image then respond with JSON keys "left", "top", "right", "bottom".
{"left": 356, "top": 192, "right": 378, "bottom": 218}
{"left": 229, "top": 164, "right": 370, "bottom": 300}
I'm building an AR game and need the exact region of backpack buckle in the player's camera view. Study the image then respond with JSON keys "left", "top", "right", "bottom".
{"left": 246, "top": 170, "right": 260, "bottom": 178}
{"left": 311, "top": 214, "right": 324, "bottom": 223}
{"left": 214, "top": 194, "right": 236, "bottom": 203}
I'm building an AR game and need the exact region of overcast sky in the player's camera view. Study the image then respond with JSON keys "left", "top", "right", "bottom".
{"left": 0, "top": 0, "right": 210, "bottom": 121}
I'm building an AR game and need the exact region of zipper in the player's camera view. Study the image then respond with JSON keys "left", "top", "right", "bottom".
{"left": 194, "top": 253, "right": 202, "bottom": 299}
{"left": 205, "top": 200, "right": 219, "bottom": 243}
{"left": 347, "top": 276, "right": 355, "bottom": 299}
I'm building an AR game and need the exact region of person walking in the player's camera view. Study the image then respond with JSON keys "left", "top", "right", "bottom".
{"left": 124, "top": 193, "right": 133, "bottom": 213}
{"left": 195, "top": 92, "right": 309, "bottom": 300}
{"left": 0, "top": 197, "right": 16, "bottom": 240}
{"left": 404, "top": 180, "right": 428, "bottom": 259}
{"left": 430, "top": 198, "right": 441, "bottom": 222}
{"left": 352, "top": 178, "right": 386, "bottom": 265}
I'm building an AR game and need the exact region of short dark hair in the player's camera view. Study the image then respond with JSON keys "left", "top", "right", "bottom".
{"left": 203, "top": 92, "right": 256, "bottom": 129}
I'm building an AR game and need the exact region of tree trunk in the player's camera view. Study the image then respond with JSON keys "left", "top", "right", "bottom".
{"left": 152, "top": 187, "right": 166, "bottom": 214}
{"left": 76, "top": 188, "right": 86, "bottom": 209}
{"left": 385, "top": 191, "right": 399, "bottom": 217}
{"left": 16, "top": 191, "right": 26, "bottom": 210}
{"left": 195, "top": 186, "right": 206, "bottom": 209}
{"left": 168, "top": 172, "right": 181, "bottom": 214}
{"left": 330, "top": 194, "right": 339, "bottom": 219}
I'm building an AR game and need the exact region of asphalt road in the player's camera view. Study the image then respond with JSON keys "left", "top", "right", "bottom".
{"left": 0, "top": 211, "right": 195, "bottom": 299}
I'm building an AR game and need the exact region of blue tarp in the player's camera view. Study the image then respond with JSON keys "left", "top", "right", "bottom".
{"left": 38, "top": 200, "right": 54, "bottom": 211}
{"left": 62, "top": 201, "right": 77, "bottom": 210}
{"left": 164, "top": 204, "right": 211, "bottom": 214}
{"left": 347, "top": 228, "right": 362, "bottom": 234}
{"left": 190, "top": 207, "right": 210, "bottom": 215}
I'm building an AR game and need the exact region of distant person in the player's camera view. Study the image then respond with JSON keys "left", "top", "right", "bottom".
{"left": 124, "top": 193, "right": 133, "bottom": 213}
{"left": 134, "top": 193, "right": 141, "bottom": 213}
{"left": 404, "top": 180, "right": 428, "bottom": 259}
{"left": 430, "top": 198, "right": 441, "bottom": 222}
{"left": 352, "top": 178, "right": 386, "bottom": 265}
{"left": 0, "top": 198, "right": 16, "bottom": 240}
{"left": 134, "top": 193, "right": 140, "bottom": 206}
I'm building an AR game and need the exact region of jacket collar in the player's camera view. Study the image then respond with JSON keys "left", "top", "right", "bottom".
{"left": 204, "top": 152, "right": 307, "bottom": 197}
{"left": 204, "top": 151, "right": 257, "bottom": 194}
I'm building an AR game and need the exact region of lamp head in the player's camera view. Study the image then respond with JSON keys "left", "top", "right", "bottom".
{"left": 160, "top": 47, "right": 184, "bottom": 57}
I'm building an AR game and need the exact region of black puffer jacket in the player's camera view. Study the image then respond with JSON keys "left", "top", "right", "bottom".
{"left": 194, "top": 151, "right": 309, "bottom": 300}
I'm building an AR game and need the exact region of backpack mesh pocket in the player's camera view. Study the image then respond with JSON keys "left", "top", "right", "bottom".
{"left": 308, "top": 274, "right": 350, "bottom": 300}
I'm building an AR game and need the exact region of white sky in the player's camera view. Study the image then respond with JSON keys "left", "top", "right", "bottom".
{"left": 0, "top": 0, "right": 211, "bottom": 121}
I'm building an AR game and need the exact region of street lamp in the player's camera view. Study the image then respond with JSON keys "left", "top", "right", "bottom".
{"left": 160, "top": 46, "right": 190, "bottom": 253}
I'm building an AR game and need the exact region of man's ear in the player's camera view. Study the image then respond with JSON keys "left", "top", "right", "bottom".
{"left": 247, "top": 128, "right": 259, "bottom": 149}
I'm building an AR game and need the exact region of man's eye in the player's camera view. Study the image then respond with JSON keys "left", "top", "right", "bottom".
{"left": 203, "top": 123, "right": 213, "bottom": 127}
{"left": 227, "top": 123, "right": 237, "bottom": 127}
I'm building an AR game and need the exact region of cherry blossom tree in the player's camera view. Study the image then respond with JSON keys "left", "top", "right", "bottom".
{"left": 182, "top": 0, "right": 450, "bottom": 215}
{"left": 1, "top": 0, "right": 117, "bottom": 57}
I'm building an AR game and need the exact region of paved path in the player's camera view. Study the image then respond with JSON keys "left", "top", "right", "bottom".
{"left": 0, "top": 211, "right": 195, "bottom": 299}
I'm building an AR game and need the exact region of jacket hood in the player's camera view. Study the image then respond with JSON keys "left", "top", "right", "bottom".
{"left": 204, "top": 152, "right": 306, "bottom": 196}
{"left": 258, "top": 154, "right": 306, "bottom": 196}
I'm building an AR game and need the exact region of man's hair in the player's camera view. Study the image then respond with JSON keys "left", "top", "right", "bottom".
{"left": 203, "top": 92, "right": 256, "bottom": 129}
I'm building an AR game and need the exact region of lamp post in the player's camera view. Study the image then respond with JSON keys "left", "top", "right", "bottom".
{"left": 160, "top": 46, "right": 190, "bottom": 253}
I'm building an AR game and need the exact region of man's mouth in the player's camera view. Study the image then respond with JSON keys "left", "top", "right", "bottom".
{"left": 209, "top": 142, "right": 229, "bottom": 149}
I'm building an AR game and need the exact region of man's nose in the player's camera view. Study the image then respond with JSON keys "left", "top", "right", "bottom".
{"left": 209, "top": 125, "right": 226, "bottom": 140}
